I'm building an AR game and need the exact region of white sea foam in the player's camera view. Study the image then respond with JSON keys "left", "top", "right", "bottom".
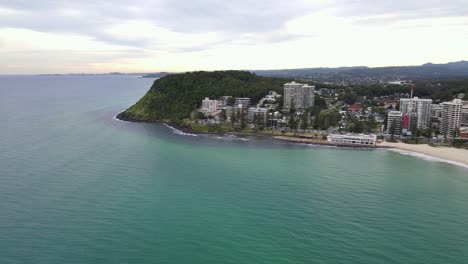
{"left": 163, "top": 124, "right": 198, "bottom": 137}
{"left": 113, "top": 111, "right": 130, "bottom": 123}
{"left": 386, "top": 148, "right": 468, "bottom": 169}
{"left": 213, "top": 134, "right": 250, "bottom": 141}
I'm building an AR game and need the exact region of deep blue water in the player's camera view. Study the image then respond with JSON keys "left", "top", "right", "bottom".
{"left": 1, "top": 75, "right": 467, "bottom": 264}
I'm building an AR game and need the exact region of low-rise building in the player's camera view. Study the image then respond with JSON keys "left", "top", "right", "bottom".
{"left": 348, "top": 104, "right": 363, "bottom": 112}
{"left": 327, "top": 134, "right": 377, "bottom": 146}
{"left": 460, "top": 127, "right": 468, "bottom": 139}
{"left": 257, "top": 91, "right": 281, "bottom": 110}
{"left": 247, "top": 107, "right": 268, "bottom": 124}
{"left": 235, "top": 97, "right": 251, "bottom": 108}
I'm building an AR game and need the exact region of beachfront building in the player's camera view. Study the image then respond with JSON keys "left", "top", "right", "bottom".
{"left": 327, "top": 134, "right": 377, "bottom": 146}
{"left": 462, "top": 103, "right": 468, "bottom": 126}
{"left": 400, "top": 97, "right": 432, "bottom": 129}
{"left": 247, "top": 107, "right": 268, "bottom": 125}
{"left": 387, "top": 111, "right": 403, "bottom": 135}
{"left": 460, "top": 127, "right": 468, "bottom": 139}
{"left": 440, "top": 99, "right": 463, "bottom": 138}
{"left": 430, "top": 104, "right": 443, "bottom": 121}
{"left": 201, "top": 97, "right": 218, "bottom": 115}
{"left": 283, "top": 81, "right": 315, "bottom": 110}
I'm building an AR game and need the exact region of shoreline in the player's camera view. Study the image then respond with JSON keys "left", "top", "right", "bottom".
{"left": 272, "top": 136, "right": 389, "bottom": 149}
{"left": 378, "top": 141, "right": 468, "bottom": 167}
{"left": 115, "top": 112, "right": 467, "bottom": 168}
{"left": 115, "top": 111, "right": 277, "bottom": 138}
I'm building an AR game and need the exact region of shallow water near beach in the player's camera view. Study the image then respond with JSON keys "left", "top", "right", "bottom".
{"left": 1, "top": 75, "right": 468, "bottom": 264}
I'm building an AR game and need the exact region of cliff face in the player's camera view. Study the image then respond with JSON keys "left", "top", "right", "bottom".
{"left": 118, "top": 71, "right": 292, "bottom": 122}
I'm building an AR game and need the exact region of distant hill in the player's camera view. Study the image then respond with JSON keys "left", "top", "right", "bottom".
{"left": 254, "top": 66, "right": 368, "bottom": 77}
{"left": 253, "top": 61, "right": 468, "bottom": 82}
{"left": 141, "top": 72, "right": 173, "bottom": 78}
{"left": 117, "top": 71, "right": 293, "bottom": 122}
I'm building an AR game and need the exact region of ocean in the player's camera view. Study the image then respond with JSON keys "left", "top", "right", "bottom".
{"left": 1, "top": 75, "right": 467, "bottom": 264}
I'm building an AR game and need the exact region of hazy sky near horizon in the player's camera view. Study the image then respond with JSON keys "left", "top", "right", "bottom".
{"left": 1, "top": 0, "right": 468, "bottom": 74}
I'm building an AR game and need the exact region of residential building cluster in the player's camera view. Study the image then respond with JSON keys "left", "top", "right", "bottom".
{"left": 198, "top": 82, "right": 317, "bottom": 129}
{"left": 399, "top": 97, "right": 432, "bottom": 130}
{"left": 197, "top": 81, "right": 467, "bottom": 143}
{"left": 386, "top": 98, "right": 467, "bottom": 139}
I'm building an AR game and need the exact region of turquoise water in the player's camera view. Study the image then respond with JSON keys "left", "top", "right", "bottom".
{"left": 1, "top": 75, "right": 468, "bottom": 264}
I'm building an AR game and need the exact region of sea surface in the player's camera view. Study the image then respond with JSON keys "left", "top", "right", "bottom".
{"left": 1, "top": 75, "right": 468, "bottom": 264}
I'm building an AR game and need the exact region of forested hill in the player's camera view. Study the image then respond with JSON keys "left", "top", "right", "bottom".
{"left": 117, "top": 71, "right": 292, "bottom": 122}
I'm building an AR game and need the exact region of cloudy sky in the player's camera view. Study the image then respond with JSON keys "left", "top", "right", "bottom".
{"left": 1, "top": 0, "right": 468, "bottom": 74}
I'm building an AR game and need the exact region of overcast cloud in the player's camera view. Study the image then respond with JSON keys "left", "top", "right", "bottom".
{"left": 0, "top": 0, "right": 467, "bottom": 73}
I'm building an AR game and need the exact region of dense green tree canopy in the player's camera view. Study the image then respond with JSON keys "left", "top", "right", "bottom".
{"left": 352, "top": 79, "right": 468, "bottom": 101}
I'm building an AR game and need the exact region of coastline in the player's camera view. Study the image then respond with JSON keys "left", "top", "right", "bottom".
{"left": 378, "top": 141, "right": 468, "bottom": 167}
{"left": 272, "top": 136, "right": 384, "bottom": 149}
{"left": 115, "top": 111, "right": 274, "bottom": 137}
{"left": 115, "top": 112, "right": 467, "bottom": 168}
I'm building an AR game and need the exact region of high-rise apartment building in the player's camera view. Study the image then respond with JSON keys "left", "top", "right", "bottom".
{"left": 440, "top": 99, "right": 463, "bottom": 138}
{"left": 283, "top": 82, "right": 315, "bottom": 110}
{"left": 400, "top": 97, "right": 432, "bottom": 130}
{"left": 462, "top": 103, "right": 468, "bottom": 126}
{"left": 387, "top": 111, "right": 403, "bottom": 135}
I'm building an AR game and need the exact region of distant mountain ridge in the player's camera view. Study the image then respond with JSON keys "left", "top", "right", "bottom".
{"left": 253, "top": 61, "right": 468, "bottom": 82}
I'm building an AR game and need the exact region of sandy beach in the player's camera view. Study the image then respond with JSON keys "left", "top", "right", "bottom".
{"left": 274, "top": 135, "right": 468, "bottom": 167}
{"left": 379, "top": 141, "right": 468, "bottom": 167}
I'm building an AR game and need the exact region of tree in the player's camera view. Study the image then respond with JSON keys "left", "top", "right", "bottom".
{"left": 227, "top": 96, "right": 236, "bottom": 106}
{"left": 350, "top": 121, "right": 364, "bottom": 133}
{"left": 253, "top": 112, "right": 265, "bottom": 129}
{"left": 230, "top": 111, "right": 236, "bottom": 125}
{"left": 240, "top": 109, "right": 246, "bottom": 129}
{"left": 342, "top": 93, "right": 357, "bottom": 105}
{"left": 367, "top": 115, "right": 376, "bottom": 130}
{"left": 313, "top": 111, "right": 342, "bottom": 130}
{"left": 410, "top": 121, "right": 418, "bottom": 138}
{"left": 389, "top": 119, "right": 396, "bottom": 141}
{"left": 414, "top": 128, "right": 421, "bottom": 143}
{"left": 421, "top": 127, "right": 432, "bottom": 139}
{"left": 221, "top": 109, "right": 227, "bottom": 121}
{"left": 196, "top": 112, "right": 206, "bottom": 119}
{"left": 301, "top": 112, "right": 309, "bottom": 132}
{"left": 289, "top": 99, "right": 296, "bottom": 114}
{"left": 289, "top": 114, "right": 298, "bottom": 131}
{"left": 452, "top": 139, "right": 466, "bottom": 148}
